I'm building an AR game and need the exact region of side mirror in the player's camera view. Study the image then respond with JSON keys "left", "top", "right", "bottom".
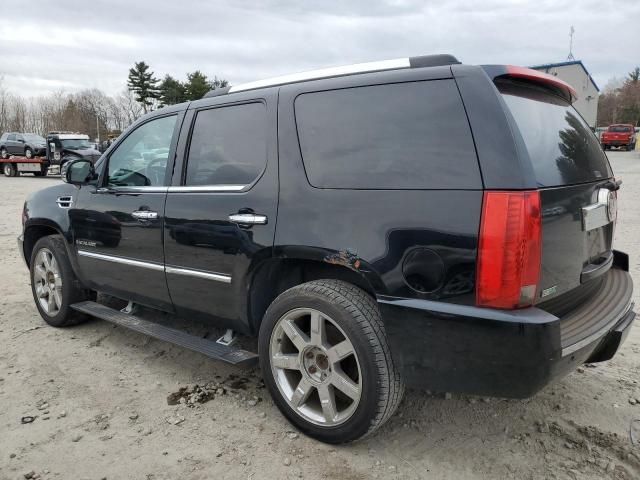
{"left": 62, "top": 159, "right": 96, "bottom": 185}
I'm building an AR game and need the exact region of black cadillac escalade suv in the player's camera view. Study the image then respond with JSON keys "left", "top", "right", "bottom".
{"left": 18, "top": 55, "right": 635, "bottom": 443}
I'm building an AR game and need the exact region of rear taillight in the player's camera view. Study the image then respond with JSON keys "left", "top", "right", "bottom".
{"left": 476, "top": 190, "right": 541, "bottom": 309}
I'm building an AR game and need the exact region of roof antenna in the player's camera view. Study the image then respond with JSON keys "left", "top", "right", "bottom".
{"left": 567, "top": 26, "right": 575, "bottom": 60}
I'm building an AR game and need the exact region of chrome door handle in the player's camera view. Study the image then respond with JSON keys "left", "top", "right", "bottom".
{"left": 131, "top": 210, "right": 158, "bottom": 220}
{"left": 228, "top": 213, "right": 268, "bottom": 225}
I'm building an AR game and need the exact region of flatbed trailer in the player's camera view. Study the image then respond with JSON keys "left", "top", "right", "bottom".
{"left": 0, "top": 155, "right": 55, "bottom": 177}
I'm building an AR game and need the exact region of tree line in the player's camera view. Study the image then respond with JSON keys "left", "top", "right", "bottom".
{"left": 597, "top": 67, "right": 640, "bottom": 127}
{"left": 0, "top": 61, "right": 228, "bottom": 139}
{"left": 0, "top": 81, "right": 143, "bottom": 141}
{"left": 127, "top": 61, "right": 229, "bottom": 113}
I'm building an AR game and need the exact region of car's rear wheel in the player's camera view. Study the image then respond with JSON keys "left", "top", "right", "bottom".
{"left": 30, "top": 235, "right": 91, "bottom": 327}
{"left": 259, "top": 279, "right": 404, "bottom": 443}
{"left": 25, "top": 147, "right": 33, "bottom": 158}
{"left": 0, "top": 147, "right": 8, "bottom": 159}
{"left": 3, "top": 163, "right": 16, "bottom": 177}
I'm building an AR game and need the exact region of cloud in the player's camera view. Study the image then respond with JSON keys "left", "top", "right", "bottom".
{"left": 0, "top": 0, "right": 637, "bottom": 97}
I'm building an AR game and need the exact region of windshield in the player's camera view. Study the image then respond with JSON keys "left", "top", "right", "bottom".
{"left": 608, "top": 126, "right": 632, "bottom": 133}
{"left": 498, "top": 80, "right": 612, "bottom": 187}
{"left": 61, "top": 139, "right": 91, "bottom": 150}
{"left": 24, "top": 134, "right": 45, "bottom": 143}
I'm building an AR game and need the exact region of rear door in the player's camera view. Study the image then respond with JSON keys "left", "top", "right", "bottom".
{"left": 163, "top": 89, "right": 278, "bottom": 331}
{"left": 496, "top": 79, "right": 615, "bottom": 304}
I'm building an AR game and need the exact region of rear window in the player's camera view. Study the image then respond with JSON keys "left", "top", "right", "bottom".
{"left": 294, "top": 80, "right": 480, "bottom": 189}
{"left": 608, "top": 126, "right": 632, "bottom": 133}
{"left": 498, "top": 80, "right": 611, "bottom": 187}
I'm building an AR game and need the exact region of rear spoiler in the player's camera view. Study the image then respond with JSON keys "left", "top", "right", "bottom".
{"left": 482, "top": 65, "right": 578, "bottom": 104}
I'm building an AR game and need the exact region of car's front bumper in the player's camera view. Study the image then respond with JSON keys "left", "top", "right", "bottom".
{"left": 378, "top": 266, "right": 635, "bottom": 398}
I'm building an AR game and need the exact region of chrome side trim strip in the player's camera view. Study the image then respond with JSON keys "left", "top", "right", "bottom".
{"left": 96, "top": 185, "right": 246, "bottom": 193}
{"left": 77, "top": 250, "right": 165, "bottom": 271}
{"left": 167, "top": 185, "right": 245, "bottom": 193}
{"left": 229, "top": 58, "right": 411, "bottom": 93}
{"left": 77, "top": 250, "right": 232, "bottom": 283}
{"left": 97, "top": 186, "right": 168, "bottom": 193}
{"left": 165, "top": 266, "right": 231, "bottom": 283}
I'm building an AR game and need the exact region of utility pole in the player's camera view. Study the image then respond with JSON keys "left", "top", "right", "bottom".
{"left": 567, "top": 26, "right": 575, "bottom": 60}
{"left": 96, "top": 113, "right": 100, "bottom": 144}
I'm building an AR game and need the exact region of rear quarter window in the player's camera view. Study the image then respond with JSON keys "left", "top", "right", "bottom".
{"left": 294, "top": 80, "right": 481, "bottom": 189}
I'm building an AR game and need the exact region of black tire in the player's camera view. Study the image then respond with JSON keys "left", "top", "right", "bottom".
{"left": 3, "top": 163, "right": 16, "bottom": 177}
{"left": 0, "top": 147, "right": 7, "bottom": 159}
{"left": 258, "top": 279, "right": 404, "bottom": 443}
{"left": 25, "top": 147, "right": 33, "bottom": 159}
{"left": 30, "top": 235, "right": 91, "bottom": 327}
{"left": 33, "top": 167, "right": 47, "bottom": 177}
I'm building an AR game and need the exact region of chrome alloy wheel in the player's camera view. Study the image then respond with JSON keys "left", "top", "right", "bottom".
{"left": 269, "top": 308, "right": 362, "bottom": 426}
{"left": 33, "top": 248, "right": 62, "bottom": 316}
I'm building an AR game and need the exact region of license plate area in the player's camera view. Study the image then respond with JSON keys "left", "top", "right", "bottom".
{"left": 582, "top": 188, "right": 615, "bottom": 231}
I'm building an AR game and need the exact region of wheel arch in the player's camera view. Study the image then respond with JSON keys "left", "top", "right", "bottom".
{"left": 23, "top": 220, "right": 74, "bottom": 268}
{"left": 246, "top": 248, "right": 383, "bottom": 335}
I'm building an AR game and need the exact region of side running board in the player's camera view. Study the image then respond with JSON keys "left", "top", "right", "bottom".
{"left": 71, "top": 301, "right": 258, "bottom": 367}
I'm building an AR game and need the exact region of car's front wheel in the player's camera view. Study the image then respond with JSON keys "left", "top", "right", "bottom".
{"left": 0, "top": 147, "right": 8, "bottom": 159}
{"left": 25, "top": 147, "right": 33, "bottom": 158}
{"left": 259, "top": 280, "right": 404, "bottom": 443}
{"left": 30, "top": 235, "right": 91, "bottom": 327}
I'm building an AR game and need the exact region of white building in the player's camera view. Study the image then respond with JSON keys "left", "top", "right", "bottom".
{"left": 530, "top": 60, "right": 600, "bottom": 128}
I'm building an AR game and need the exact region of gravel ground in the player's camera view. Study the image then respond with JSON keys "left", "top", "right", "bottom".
{"left": 1, "top": 151, "right": 639, "bottom": 480}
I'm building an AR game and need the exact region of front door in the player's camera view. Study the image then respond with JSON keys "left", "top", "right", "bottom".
{"left": 71, "top": 112, "right": 183, "bottom": 310}
{"left": 164, "top": 92, "right": 278, "bottom": 331}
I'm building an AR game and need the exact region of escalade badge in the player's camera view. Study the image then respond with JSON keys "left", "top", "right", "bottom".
{"left": 76, "top": 240, "right": 97, "bottom": 247}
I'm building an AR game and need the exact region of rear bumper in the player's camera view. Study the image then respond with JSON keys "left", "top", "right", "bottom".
{"left": 378, "top": 267, "right": 634, "bottom": 398}
{"left": 602, "top": 139, "right": 631, "bottom": 146}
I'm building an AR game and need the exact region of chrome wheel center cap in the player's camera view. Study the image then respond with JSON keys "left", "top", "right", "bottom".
{"left": 302, "top": 346, "right": 331, "bottom": 383}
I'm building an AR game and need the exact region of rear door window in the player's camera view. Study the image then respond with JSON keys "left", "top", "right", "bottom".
{"left": 498, "top": 80, "right": 612, "bottom": 187}
{"left": 185, "top": 102, "right": 267, "bottom": 186}
{"left": 294, "top": 80, "right": 481, "bottom": 189}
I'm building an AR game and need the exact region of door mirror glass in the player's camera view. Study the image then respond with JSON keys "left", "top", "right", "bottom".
{"left": 63, "top": 159, "right": 95, "bottom": 185}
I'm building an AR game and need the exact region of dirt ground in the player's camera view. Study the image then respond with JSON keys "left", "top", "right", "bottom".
{"left": 1, "top": 151, "right": 639, "bottom": 480}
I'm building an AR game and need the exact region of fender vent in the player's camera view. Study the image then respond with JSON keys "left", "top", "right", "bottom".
{"left": 56, "top": 196, "right": 73, "bottom": 208}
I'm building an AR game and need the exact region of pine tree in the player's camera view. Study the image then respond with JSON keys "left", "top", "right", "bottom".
{"left": 127, "top": 61, "right": 160, "bottom": 113}
{"left": 184, "top": 71, "right": 211, "bottom": 101}
{"left": 210, "top": 76, "right": 229, "bottom": 90}
{"left": 158, "top": 75, "right": 186, "bottom": 106}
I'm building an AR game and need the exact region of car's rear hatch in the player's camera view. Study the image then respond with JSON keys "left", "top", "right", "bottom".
{"left": 493, "top": 75, "right": 632, "bottom": 347}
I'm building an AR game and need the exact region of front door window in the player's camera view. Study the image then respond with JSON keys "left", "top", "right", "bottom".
{"left": 106, "top": 115, "right": 177, "bottom": 187}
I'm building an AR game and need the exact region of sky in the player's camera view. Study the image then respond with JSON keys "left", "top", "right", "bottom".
{"left": 0, "top": 0, "right": 638, "bottom": 98}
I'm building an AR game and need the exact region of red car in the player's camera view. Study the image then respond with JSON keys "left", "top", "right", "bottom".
{"left": 601, "top": 124, "right": 636, "bottom": 150}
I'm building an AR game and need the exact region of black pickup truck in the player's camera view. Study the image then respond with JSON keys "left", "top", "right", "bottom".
{"left": 18, "top": 55, "right": 635, "bottom": 443}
